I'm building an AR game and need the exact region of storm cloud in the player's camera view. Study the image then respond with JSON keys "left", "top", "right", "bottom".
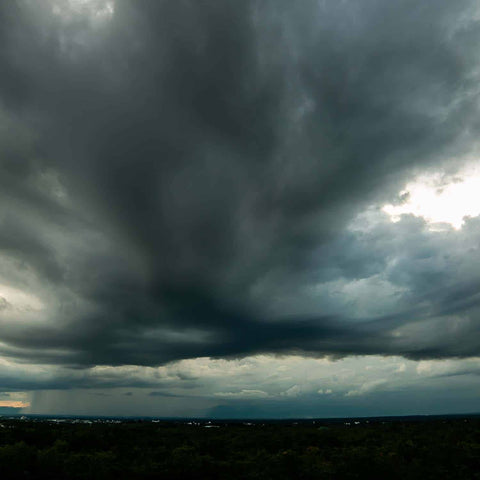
{"left": 1, "top": 0, "right": 480, "bottom": 396}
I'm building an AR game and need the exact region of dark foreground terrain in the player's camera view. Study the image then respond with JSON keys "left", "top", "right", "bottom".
{"left": 0, "top": 416, "right": 479, "bottom": 479}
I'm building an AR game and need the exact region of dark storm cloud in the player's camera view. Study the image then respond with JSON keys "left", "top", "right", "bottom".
{"left": 0, "top": 0, "right": 480, "bottom": 373}
{"left": 149, "top": 391, "right": 184, "bottom": 398}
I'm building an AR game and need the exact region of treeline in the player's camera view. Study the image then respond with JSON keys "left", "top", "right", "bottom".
{"left": 0, "top": 418, "right": 479, "bottom": 479}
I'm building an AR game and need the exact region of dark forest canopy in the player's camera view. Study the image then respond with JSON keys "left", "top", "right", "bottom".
{"left": 0, "top": 417, "right": 479, "bottom": 479}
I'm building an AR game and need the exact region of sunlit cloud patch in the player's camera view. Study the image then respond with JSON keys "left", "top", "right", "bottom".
{"left": 383, "top": 163, "right": 480, "bottom": 230}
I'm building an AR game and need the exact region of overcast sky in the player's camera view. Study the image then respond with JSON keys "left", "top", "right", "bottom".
{"left": 1, "top": 0, "right": 480, "bottom": 417}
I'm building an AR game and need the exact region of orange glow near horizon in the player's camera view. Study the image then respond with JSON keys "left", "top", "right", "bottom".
{"left": 0, "top": 401, "right": 30, "bottom": 409}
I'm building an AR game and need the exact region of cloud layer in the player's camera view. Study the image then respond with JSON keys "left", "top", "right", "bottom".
{"left": 1, "top": 0, "right": 480, "bottom": 394}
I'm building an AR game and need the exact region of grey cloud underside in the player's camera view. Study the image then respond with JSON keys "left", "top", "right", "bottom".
{"left": 0, "top": 0, "right": 480, "bottom": 368}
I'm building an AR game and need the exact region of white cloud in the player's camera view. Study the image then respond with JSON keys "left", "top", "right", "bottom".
{"left": 396, "top": 363, "right": 406, "bottom": 373}
{"left": 214, "top": 389, "right": 269, "bottom": 399}
{"left": 345, "top": 379, "right": 387, "bottom": 397}
{"left": 48, "top": 0, "right": 115, "bottom": 23}
{"left": 281, "top": 385, "right": 302, "bottom": 397}
{"left": 317, "top": 389, "right": 332, "bottom": 395}
{"left": 383, "top": 163, "right": 480, "bottom": 230}
{"left": 416, "top": 358, "right": 480, "bottom": 377}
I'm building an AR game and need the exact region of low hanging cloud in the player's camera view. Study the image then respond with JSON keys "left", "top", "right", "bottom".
{"left": 0, "top": 0, "right": 480, "bottom": 389}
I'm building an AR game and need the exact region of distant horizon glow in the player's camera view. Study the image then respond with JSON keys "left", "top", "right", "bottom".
{"left": 0, "top": 400, "right": 30, "bottom": 409}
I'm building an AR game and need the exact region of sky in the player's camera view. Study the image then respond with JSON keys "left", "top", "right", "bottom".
{"left": 0, "top": 0, "right": 480, "bottom": 418}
